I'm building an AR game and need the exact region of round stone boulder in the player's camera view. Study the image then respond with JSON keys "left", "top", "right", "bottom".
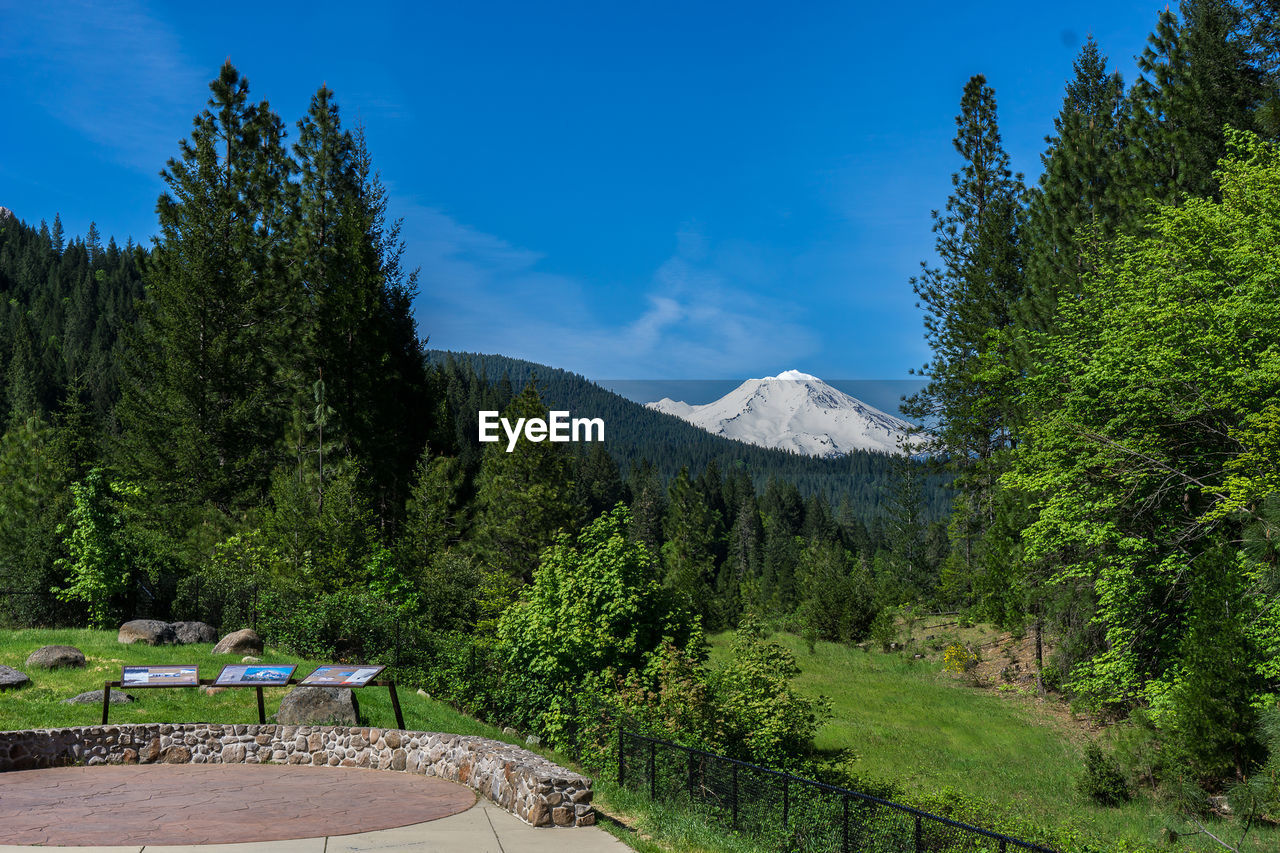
{"left": 275, "top": 686, "right": 357, "bottom": 725}
{"left": 0, "top": 665, "right": 30, "bottom": 690}
{"left": 169, "top": 621, "right": 218, "bottom": 644}
{"left": 25, "top": 644, "right": 86, "bottom": 669}
{"left": 64, "top": 689, "right": 134, "bottom": 705}
{"left": 118, "top": 619, "right": 177, "bottom": 646}
{"left": 212, "top": 628, "right": 263, "bottom": 656}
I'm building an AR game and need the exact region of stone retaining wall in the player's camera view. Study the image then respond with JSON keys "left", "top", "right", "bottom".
{"left": 0, "top": 724, "right": 593, "bottom": 827}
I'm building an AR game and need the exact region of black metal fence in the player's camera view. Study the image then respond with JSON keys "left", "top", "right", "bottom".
{"left": 619, "top": 729, "right": 1057, "bottom": 853}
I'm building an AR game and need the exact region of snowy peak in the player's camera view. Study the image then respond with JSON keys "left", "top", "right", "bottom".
{"left": 646, "top": 370, "right": 918, "bottom": 457}
{"left": 762, "top": 369, "right": 819, "bottom": 381}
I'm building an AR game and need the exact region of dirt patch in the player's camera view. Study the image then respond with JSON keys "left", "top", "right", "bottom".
{"left": 903, "top": 619, "right": 1106, "bottom": 743}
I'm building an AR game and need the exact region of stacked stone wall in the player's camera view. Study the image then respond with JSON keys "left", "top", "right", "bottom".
{"left": 0, "top": 724, "right": 593, "bottom": 827}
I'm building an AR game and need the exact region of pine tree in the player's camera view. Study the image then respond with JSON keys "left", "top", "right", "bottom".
{"left": 572, "top": 442, "right": 624, "bottom": 524}
{"left": 118, "top": 61, "right": 296, "bottom": 518}
{"left": 5, "top": 312, "right": 41, "bottom": 422}
{"left": 469, "top": 379, "right": 575, "bottom": 584}
{"left": 1244, "top": 0, "right": 1280, "bottom": 134}
{"left": 903, "top": 75, "right": 1026, "bottom": 610}
{"left": 1125, "top": 0, "right": 1261, "bottom": 205}
{"left": 50, "top": 214, "right": 64, "bottom": 256}
{"left": 292, "top": 90, "right": 429, "bottom": 525}
{"left": 903, "top": 74, "right": 1025, "bottom": 465}
{"left": 718, "top": 488, "right": 762, "bottom": 627}
{"left": 661, "top": 467, "right": 721, "bottom": 626}
{"left": 1020, "top": 37, "right": 1127, "bottom": 335}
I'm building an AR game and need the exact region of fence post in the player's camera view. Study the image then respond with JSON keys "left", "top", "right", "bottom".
{"left": 687, "top": 751, "right": 696, "bottom": 800}
{"left": 999, "top": 840, "right": 1007, "bottom": 853}
{"left": 648, "top": 740, "right": 656, "bottom": 801}
{"left": 842, "top": 794, "right": 849, "bottom": 853}
{"left": 914, "top": 814, "right": 922, "bottom": 852}
{"left": 731, "top": 763, "right": 739, "bottom": 829}
{"left": 782, "top": 776, "right": 789, "bottom": 831}
{"left": 617, "top": 724, "right": 625, "bottom": 788}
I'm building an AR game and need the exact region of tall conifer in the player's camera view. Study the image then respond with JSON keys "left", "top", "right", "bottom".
{"left": 119, "top": 61, "right": 295, "bottom": 517}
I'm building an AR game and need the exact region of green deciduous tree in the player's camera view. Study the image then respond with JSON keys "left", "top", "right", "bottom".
{"left": 54, "top": 470, "right": 135, "bottom": 628}
{"left": 1009, "top": 131, "right": 1280, "bottom": 726}
{"left": 498, "top": 506, "right": 700, "bottom": 742}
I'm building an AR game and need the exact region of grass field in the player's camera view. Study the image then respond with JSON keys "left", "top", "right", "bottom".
{"left": 0, "top": 627, "right": 503, "bottom": 736}
{"left": 707, "top": 629, "right": 1278, "bottom": 852}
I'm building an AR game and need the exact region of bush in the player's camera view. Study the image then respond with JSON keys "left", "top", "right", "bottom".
{"left": 942, "top": 642, "right": 978, "bottom": 673}
{"left": 870, "top": 608, "right": 898, "bottom": 651}
{"left": 1078, "top": 743, "right": 1130, "bottom": 806}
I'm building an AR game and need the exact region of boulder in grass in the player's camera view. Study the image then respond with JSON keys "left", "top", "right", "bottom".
{"left": 212, "top": 628, "right": 263, "bottom": 656}
{"left": 274, "top": 686, "right": 357, "bottom": 725}
{"left": 170, "top": 621, "right": 217, "bottom": 645}
{"left": 0, "top": 665, "right": 30, "bottom": 690}
{"left": 118, "top": 619, "right": 177, "bottom": 646}
{"left": 25, "top": 645, "right": 85, "bottom": 669}
{"left": 64, "top": 689, "right": 134, "bottom": 705}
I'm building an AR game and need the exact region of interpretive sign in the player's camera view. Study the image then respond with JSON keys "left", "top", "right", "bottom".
{"left": 121, "top": 665, "right": 199, "bottom": 687}
{"left": 214, "top": 664, "right": 296, "bottom": 686}
{"left": 299, "top": 665, "right": 385, "bottom": 687}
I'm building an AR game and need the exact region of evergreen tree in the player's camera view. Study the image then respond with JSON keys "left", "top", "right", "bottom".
{"left": 903, "top": 74, "right": 1025, "bottom": 464}
{"left": 0, "top": 415, "right": 76, "bottom": 624}
{"left": 1020, "top": 37, "right": 1127, "bottom": 335}
{"left": 50, "top": 214, "right": 64, "bottom": 256}
{"left": 903, "top": 75, "right": 1026, "bottom": 607}
{"left": 571, "top": 442, "right": 624, "bottom": 525}
{"left": 1244, "top": 0, "right": 1280, "bottom": 134}
{"left": 469, "top": 379, "right": 575, "bottom": 585}
{"left": 718, "top": 486, "right": 762, "bottom": 626}
{"left": 628, "top": 459, "right": 667, "bottom": 552}
{"left": 118, "top": 62, "right": 296, "bottom": 518}
{"left": 292, "top": 91, "right": 429, "bottom": 525}
{"left": 1125, "top": 0, "right": 1261, "bottom": 205}
{"left": 661, "top": 467, "right": 721, "bottom": 626}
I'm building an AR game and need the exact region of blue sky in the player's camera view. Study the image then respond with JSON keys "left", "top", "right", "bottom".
{"left": 2, "top": 1, "right": 1165, "bottom": 382}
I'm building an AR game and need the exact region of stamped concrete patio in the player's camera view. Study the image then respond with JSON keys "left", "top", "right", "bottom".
{"left": 0, "top": 763, "right": 630, "bottom": 852}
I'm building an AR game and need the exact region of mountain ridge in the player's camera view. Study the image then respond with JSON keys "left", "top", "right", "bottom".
{"left": 426, "top": 350, "right": 951, "bottom": 522}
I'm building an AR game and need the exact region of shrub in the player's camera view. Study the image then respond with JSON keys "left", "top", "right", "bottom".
{"left": 869, "top": 608, "right": 898, "bottom": 651}
{"left": 942, "top": 642, "right": 978, "bottom": 673}
{"left": 1078, "top": 743, "right": 1130, "bottom": 806}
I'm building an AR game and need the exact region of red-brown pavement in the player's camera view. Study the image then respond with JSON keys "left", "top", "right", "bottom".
{"left": 0, "top": 763, "right": 476, "bottom": 846}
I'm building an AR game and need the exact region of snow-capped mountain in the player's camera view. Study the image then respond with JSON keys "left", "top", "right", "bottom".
{"left": 646, "top": 370, "right": 918, "bottom": 457}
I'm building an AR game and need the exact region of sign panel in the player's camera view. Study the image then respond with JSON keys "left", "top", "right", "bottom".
{"left": 299, "top": 664, "right": 385, "bottom": 687}
{"left": 121, "top": 665, "right": 199, "bottom": 687}
{"left": 214, "top": 664, "right": 296, "bottom": 686}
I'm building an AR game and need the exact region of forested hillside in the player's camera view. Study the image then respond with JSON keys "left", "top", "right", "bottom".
{"left": 427, "top": 349, "right": 949, "bottom": 518}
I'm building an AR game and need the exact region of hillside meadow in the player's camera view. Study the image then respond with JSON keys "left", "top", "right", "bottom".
{"left": 707, "top": 629, "right": 1280, "bottom": 853}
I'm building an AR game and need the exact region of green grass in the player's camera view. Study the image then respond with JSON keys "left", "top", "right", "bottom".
{"left": 708, "top": 630, "right": 1278, "bottom": 852}
{"left": 0, "top": 627, "right": 505, "bottom": 736}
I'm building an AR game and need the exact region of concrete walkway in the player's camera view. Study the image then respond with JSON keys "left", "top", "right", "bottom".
{"left": 0, "top": 801, "right": 631, "bottom": 852}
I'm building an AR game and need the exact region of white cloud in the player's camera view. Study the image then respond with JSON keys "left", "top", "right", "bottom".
{"left": 1, "top": 0, "right": 205, "bottom": 172}
{"left": 399, "top": 203, "right": 818, "bottom": 379}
